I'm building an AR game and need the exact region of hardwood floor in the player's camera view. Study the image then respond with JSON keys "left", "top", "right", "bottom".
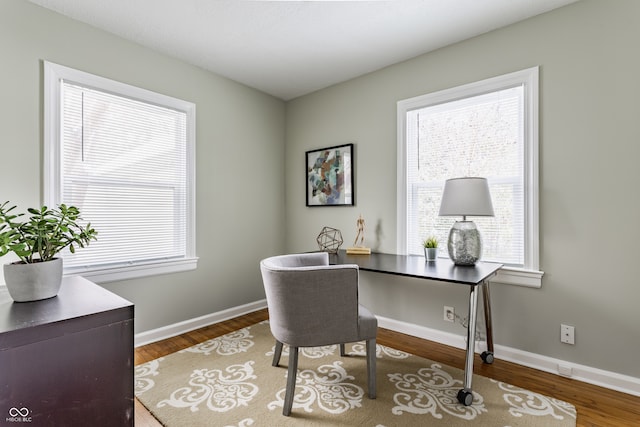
{"left": 134, "top": 309, "right": 640, "bottom": 426}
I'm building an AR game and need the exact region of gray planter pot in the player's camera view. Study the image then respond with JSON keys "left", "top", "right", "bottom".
{"left": 424, "top": 247, "right": 438, "bottom": 261}
{"left": 3, "top": 258, "right": 63, "bottom": 302}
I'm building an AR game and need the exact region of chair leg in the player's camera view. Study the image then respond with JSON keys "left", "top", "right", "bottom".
{"left": 272, "top": 340, "right": 283, "bottom": 367}
{"left": 339, "top": 343, "right": 346, "bottom": 356}
{"left": 366, "top": 338, "right": 376, "bottom": 399}
{"left": 283, "top": 346, "right": 299, "bottom": 416}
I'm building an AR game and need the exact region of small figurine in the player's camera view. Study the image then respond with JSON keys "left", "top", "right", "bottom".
{"left": 353, "top": 214, "right": 365, "bottom": 247}
{"left": 346, "top": 214, "right": 371, "bottom": 255}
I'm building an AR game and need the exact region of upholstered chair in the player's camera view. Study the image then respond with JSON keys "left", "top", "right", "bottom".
{"left": 259, "top": 252, "right": 378, "bottom": 416}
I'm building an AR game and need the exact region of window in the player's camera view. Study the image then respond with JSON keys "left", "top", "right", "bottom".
{"left": 44, "top": 61, "right": 197, "bottom": 283}
{"left": 397, "top": 67, "right": 542, "bottom": 287}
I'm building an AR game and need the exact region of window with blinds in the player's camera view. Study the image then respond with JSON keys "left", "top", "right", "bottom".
{"left": 44, "top": 62, "right": 197, "bottom": 283}
{"left": 406, "top": 86, "right": 524, "bottom": 265}
{"left": 397, "top": 67, "right": 542, "bottom": 285}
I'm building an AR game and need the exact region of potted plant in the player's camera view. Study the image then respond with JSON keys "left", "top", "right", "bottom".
{"left": 0, "top": 201, "right": 97, "bottom": 302}
{"left": 423, "top": 236, "right": 438, "bottom": 261}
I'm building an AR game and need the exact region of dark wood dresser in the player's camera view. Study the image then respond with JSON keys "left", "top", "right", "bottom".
{"left": 0, "top": 276, "right": 134, "bottom": 426}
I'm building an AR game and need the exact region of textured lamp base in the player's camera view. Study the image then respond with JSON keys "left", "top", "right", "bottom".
{"left": 447, "top": 221, "right": 482, "bottom": 266}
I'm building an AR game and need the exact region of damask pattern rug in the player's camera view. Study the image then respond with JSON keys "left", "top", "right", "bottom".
{"left": 135, "top": 321, "right": 576, "bottom": 426}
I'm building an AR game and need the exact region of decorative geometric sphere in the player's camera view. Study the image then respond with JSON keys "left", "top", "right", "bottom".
{"left": 316, "top": 226, "right": 343, "bottom": 253}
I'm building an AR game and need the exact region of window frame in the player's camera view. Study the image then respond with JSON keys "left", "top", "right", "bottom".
{"left": 44, "top": 61, "right": 197, "bottom": 283}
{"left": 397, "top": 67, "right": 543, "bottom": 287}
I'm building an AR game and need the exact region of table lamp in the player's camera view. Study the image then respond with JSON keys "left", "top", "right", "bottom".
{"left": 438, "top": 177, "right": 494, "bottom": 266}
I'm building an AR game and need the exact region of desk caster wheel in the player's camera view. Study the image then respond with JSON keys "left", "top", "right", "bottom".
{"left": 481, "top": 351, "right": 494, "bottom": 364}
{"left": 457, "top": 389, "right": 473, "bottom": 406}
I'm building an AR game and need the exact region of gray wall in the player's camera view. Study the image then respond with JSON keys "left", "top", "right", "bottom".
{"left": 3, "top": 0, "right": 639, "bottom": 381}
{"left": 0, "top": 0, "right": 286, "bottom": 333}
{"left": 285, "top": 0, "right": 640, "bottom": 378}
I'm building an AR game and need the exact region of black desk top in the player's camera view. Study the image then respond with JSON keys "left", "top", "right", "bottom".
{"left": 330, "top": 250, "right": 502, "bottom": 285}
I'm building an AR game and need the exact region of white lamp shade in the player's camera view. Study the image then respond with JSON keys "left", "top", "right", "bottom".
{"left": 438, "top": 177, "right": 494, "bottom": 217}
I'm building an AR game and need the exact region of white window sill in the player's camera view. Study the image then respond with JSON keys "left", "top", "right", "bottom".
{"left": 64, "top": 257, "right": 199, "bottom": 284}
{"left": 491, "top": 266, "right": 544, "bottom": 288}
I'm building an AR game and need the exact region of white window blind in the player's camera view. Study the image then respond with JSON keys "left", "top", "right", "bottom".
{"left": 44, "top": 62, "right": 197, "bottom": 282}
{"left": 406, "top": 86, "right": 525, "bottom": 265}
{"left": 397, "top": 67, "right": 542, "bottom": 287}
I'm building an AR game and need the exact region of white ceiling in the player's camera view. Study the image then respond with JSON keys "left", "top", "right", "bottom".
{"left": 29, "top": 0, "right": 578, "bottom": 100}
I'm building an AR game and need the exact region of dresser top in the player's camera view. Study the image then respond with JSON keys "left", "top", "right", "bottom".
{"left": 0, "top": 275, "right": 133, "bottom": 336}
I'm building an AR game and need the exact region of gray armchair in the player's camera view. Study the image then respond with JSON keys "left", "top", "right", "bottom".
{"left": 259, "top": 252, "right": 377, "bottom": 416}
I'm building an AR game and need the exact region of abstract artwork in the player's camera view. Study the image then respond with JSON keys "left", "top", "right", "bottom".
{"left": 306, "top": 143, "right": 354, "bottom": 206}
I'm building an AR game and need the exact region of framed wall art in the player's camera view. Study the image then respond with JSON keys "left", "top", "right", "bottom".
{"left": 306, "top": 143, "right": 354, "bottom": 207}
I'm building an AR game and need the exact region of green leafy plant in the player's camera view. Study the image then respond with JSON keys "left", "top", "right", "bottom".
{"left": 0, "top": 201, "right": 97, "bottom": 264}
{"left": 423, "top": 236, "right": 438, "bottom": 249}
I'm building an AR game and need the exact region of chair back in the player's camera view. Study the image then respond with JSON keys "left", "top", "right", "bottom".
{"left": 260, "top": 252, "right": 361, "bottom": 347}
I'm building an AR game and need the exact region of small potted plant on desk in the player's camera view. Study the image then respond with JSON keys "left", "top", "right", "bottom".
{"left": 423, "top": 236, "right": 438, "bottom": 262}
{"left": 0, "top": 201, "right": 97, "bottom": 302}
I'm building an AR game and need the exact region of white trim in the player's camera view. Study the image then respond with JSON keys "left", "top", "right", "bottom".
{"left": 44, "top": 61, "right": 194, "bottom": 112}
{"left": 492, "top": 266, "right": 544, "bottom": 288}
{"left": 66, "top": 257, "right": 199, "bottom": 284}
{"left": 379, "top": 313, "right": 474, "bottom": 349}
{"left": 523, "top": 67, "right": 540, "bottom": 270}
{"left": 43, "top": 61, "right": 62, "bottom": 204}
{"left": 377, "top": 314, "right": 640, "bottom": 397}
{"left": 494, "top": 343, "right": 640, "bottom": 397}
{"left": 134, "top": 299, "right": 267, "bottom": 347}
{"left": 396, "top": 102, "right": 409, "bottom": 254}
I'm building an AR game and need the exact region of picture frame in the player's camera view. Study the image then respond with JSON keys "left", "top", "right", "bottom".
{"left": 306, "top": 143, "right": 354, "bottom": 207}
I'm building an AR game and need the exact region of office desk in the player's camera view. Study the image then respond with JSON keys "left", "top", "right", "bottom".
{"left": 331, "top": 250, "right": 502, "bottom": 406}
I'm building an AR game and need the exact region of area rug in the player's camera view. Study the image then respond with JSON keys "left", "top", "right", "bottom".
{"left": 135, "top": 321, "right": 576, "bottom": 426}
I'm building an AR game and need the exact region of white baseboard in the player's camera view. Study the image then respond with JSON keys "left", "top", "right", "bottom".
{"left": 134, "top": 299, "right": 267, "bottom": 347}
{"left": 377, "top": 315, "right": 640, "bottom": 397}
{"left": 134, "top": 301, "right": 640, "bottom": 397}
{"left": 378, "top": 315, "right": 471, "bottom": 350}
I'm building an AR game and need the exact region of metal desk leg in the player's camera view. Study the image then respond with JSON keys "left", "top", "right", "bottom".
{"left": 481, "top": 280, "right": 495, "bottom": 364}
{"left": 457, "top": 284, "right": 479, "bottom": 406}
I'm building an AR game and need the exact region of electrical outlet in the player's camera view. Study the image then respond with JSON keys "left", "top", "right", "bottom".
{"left": 561, "top": 324, "right": 575, "bottom": 345}
{"left": 444, "top": 306, "right": 455, "bottom": 322}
